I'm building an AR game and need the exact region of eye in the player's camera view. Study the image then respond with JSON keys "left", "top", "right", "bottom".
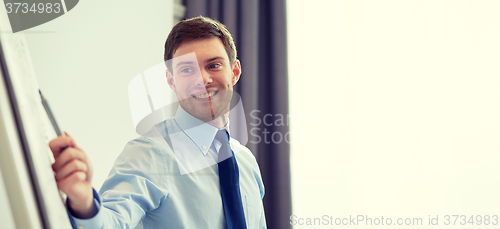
{"left": 208, "top": 63, "right": 221, "bottom": 69}
{"left": 181, "top": 68, "right": 193, "bottom": 73}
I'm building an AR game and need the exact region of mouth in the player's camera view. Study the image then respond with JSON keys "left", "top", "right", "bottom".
{"left": 191, "top": 90, "right": 219, "bottom": 99}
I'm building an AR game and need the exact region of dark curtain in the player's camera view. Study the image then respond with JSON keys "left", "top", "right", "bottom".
{"left": 184, "top": 0, "right": 291, "bottom": 228}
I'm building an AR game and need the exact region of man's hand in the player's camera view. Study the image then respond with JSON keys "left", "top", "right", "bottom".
{"left": 49, "top": 132, "right": 95, "bottom": 218}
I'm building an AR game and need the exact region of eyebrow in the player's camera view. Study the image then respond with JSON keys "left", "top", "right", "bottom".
{"left": 205, "top": 57, "right": 225, "bottom": 63}
{"left": 175, "top": 61, "right": 196, "bottom": 68}
{"left": 174, "top": 57, "right": 226, "bottom": 68}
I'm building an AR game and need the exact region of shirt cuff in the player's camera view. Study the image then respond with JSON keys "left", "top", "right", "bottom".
{"left": 66, "top": 188, "right": 105, "bottom": 229}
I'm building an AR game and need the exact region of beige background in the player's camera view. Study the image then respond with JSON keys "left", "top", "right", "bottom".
{"left": 289, "top": 0, "right": 500, "bottom": 228}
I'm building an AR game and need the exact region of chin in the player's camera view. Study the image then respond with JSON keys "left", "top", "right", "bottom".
{"left": 179, "top": 95, "right": 232, "bottom": 122}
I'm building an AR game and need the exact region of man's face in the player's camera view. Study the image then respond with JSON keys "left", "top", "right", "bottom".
{"left": 166, "top": 37, "right": 240, "bottom": 122}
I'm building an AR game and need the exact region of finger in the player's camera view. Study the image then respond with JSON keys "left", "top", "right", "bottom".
{"left": 64, "top": 132, "right": 78, "bottom": 148}
{"left": 52, "top": 147, "right": 87, "bottom": 172}
{"left": 55, "top": 159, "right": 88, "bottom": 181}
{"left": 49, "top": 136, "right": 75, "bottom": 158}
{"left": 57, "top": 171, "right": 87, "bottom": 195}
{"left": 85, "top": 156, "right": 93, "bottom": 182}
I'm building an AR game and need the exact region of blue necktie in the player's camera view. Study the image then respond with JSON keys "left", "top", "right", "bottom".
{"left": 216, "top": 130, "right": 247, "bottom": 229}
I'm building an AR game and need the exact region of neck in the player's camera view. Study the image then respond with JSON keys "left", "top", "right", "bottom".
{"left": 207, "top": 112, "right": 229, "bottom": 129}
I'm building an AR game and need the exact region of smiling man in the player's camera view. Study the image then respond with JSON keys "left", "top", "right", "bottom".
{"left": 49, "top": 16, "right": 266, "bottom": 228}
{"left": 166, "top": 37, "right": 238, "bottom": 126}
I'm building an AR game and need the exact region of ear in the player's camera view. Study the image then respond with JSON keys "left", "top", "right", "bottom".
{"left": 231, "top": 59, "right": 241, "bottom": 85}
{"left": 166, "top": 69, "right": 177, "bottom": 94}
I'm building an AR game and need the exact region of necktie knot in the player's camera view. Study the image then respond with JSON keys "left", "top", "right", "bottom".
{"left": 215, "top": 129, "right": 230, "bottom": 144}
{"left": 216, "top": 130, "right": 232, "bottom": 161}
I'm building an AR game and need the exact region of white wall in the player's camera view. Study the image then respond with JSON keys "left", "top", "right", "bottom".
{"left": 288, "top": 0, "right": 500, "bottom": 227}
{"left": 24, "top": 0, "right": 173, "bottom": 190}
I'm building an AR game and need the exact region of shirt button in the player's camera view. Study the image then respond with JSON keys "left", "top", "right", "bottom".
{"left": 203, "top": 145, "right": 207, "bottom": 150}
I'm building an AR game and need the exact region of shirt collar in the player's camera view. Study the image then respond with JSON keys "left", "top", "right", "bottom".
{"left": 173, "top": 106, "right": 230, "bottom": 155}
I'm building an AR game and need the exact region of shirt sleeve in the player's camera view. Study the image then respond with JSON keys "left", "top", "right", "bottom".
{"left": 257, "top": 166, "right": 267, "bottom": 229}
{"left": 259, "top": 202, "right": 267, "bottom": 229}
{"left": 69, "top": 189, "right": 104, "bottom": 229}
{"left": 70, "top": 136, "right": 169, "bottom": 229}
{"left": 251, "top": 149, "right": 267, "bottom": 229}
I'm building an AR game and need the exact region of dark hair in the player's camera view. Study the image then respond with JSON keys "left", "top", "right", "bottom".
{"left": 164, "top": 16, "right": 237, "bottom": 73}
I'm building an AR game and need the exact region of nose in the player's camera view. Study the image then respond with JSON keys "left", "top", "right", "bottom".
{"left": 200, "top": 69, "right": 213, "bottom": 86}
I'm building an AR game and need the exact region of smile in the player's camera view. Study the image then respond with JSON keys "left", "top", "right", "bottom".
{"left": 192, "top": 90, "right": 219, "bottom": 99}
